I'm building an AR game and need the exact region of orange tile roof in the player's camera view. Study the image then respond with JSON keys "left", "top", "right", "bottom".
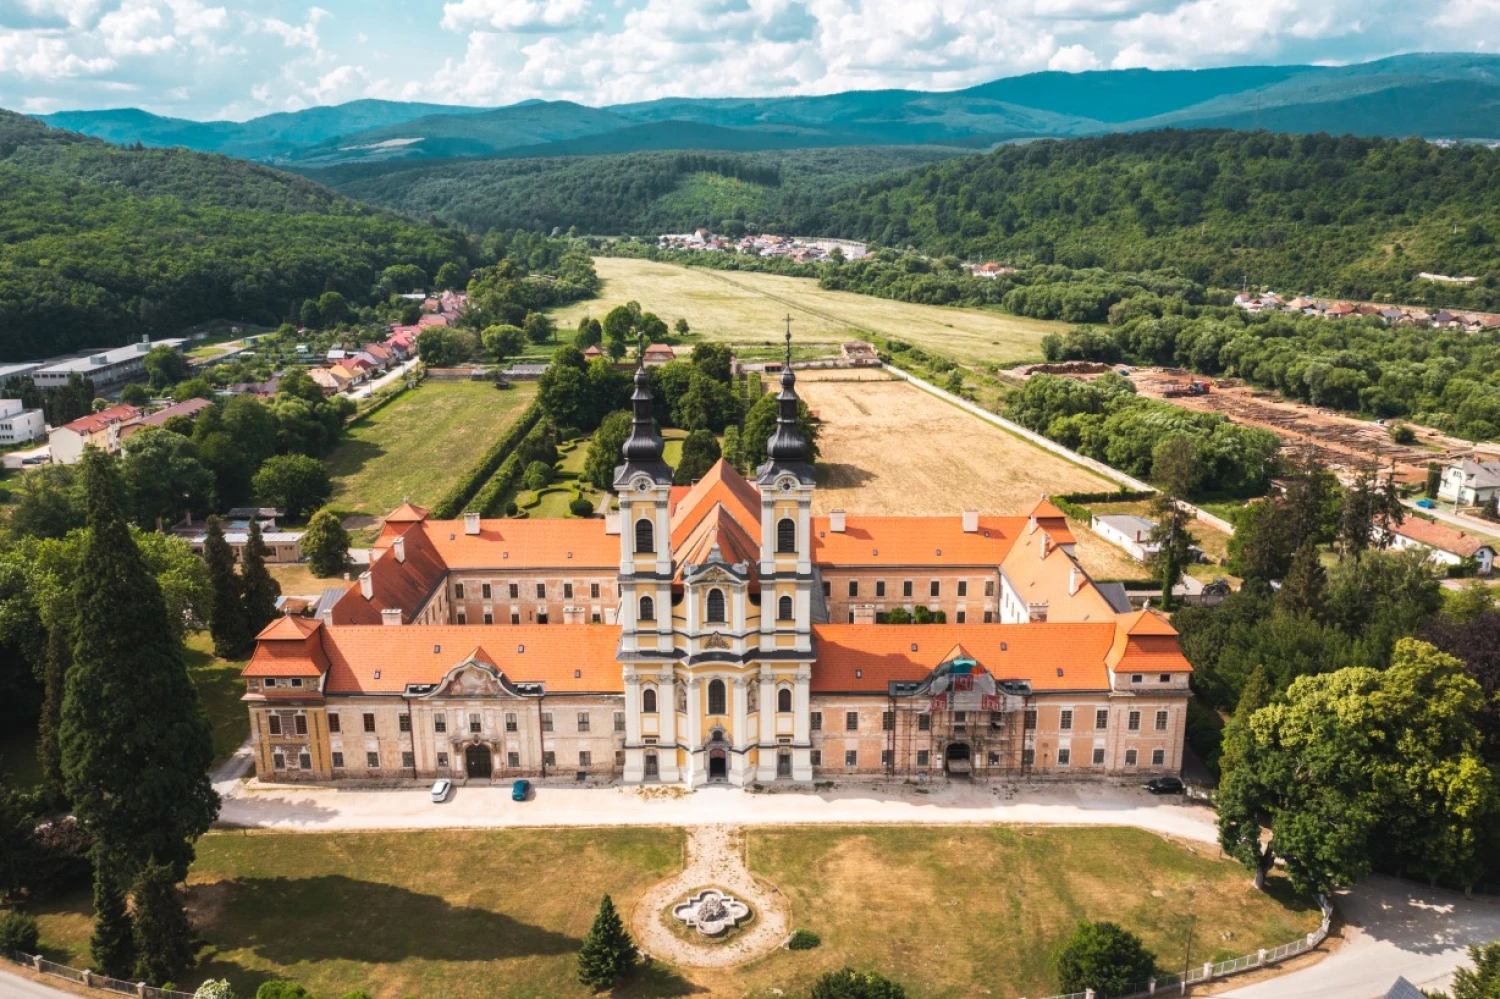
{"left": 811, "top": 623, "right": 1117, "bottom": 693}
{"left": 1118, "top": 608, "right": 1179, "bottom": 637}
{"left": 319, "top": 625, "right": 624, "bottom": 694}
{"left": 62, "top": 404, "right": 140, "bottom": 435}
{"left": 669, "top": 460, "right": 761, "bottom": 548}
{"left": 332, "top": 522, "right": 448, "bottom": 625}
{"left": 1392, "top": 518, "right": 1495, "bottom": 558}
{"left": 812, "top": 515, "right": 1022, "bottom": 566}
{"left": 676, "top": 503, "right": 760, "bottom": 579}
{"left": 1028, "top": 497, "right": 1068, "bottom": 520}
{"left": 243, "top": 616, "right": 331, "bottom": 678}
{"left": 999, "top": 522, "right": 1119, "bottom": 623}
{"left": 415, "top": 518, "right": 618, "bottom": 569}
{"left": 386, "top": 501, "right": 430, "bottom": 523}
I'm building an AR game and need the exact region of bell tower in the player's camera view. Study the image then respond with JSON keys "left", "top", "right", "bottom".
{"left": 615, "top": 338, "right": 674, "bottom": 656}
{"left": 756, "top": 323, "right": 815, "bottom": 653}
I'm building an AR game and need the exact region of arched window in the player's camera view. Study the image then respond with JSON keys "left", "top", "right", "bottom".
{"left": 777, "top": 686, "right": 792, "bottom": 713}
{"left": 639, "top": 595, "right": 655, "bottom": 621}
{"left": 777, "top": 595, "right": 793, "bottom": 621}
{"left": 635, "top": 518, "right": 654, "bottom": 554}
{"left": 707, "top": 679, "right": 727, "bottom": 715}
{"left": 706, "top": 588, "right": 726, "bottom": 623}
{"left": 777, "top": 517, "right": 797, "bottom": 554}
{"left": 642, "top": 687, "right": 658, "bottom": 713}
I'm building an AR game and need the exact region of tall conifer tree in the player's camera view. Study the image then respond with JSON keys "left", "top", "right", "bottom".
{"left": 239, "top": 519, "right": 281, "bottom": 639}
{"left": 577, "top": 894, "right": 636, "bottom": 991}
{"left": 37, "top": 625, "right": 70, "bottom": 805}
{"left": 204, "top": 516, "right": 249, "bottom": 658}
{"left": 132, "top": 859, "right": 196, "bottom": 985}
{"left": 89, "top": 867, "right": 135, "bottom": 978}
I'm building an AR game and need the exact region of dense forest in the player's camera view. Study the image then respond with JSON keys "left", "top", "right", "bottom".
{"left": 309, "top": 146, "right": 964, "bottom": 237}
{"left": 0, "top": 111, "right": 474, "bottom": 360}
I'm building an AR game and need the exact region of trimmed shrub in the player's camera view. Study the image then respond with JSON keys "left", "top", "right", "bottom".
{"left": 523, "top": 460, "right": 554, "bottom": 490}
{"left": 569, "top": 496, "right": 595, "bottom": 517}
{"left": 0, "top": 911, "right": 40, "bottom": 953}
{"left": 788, "top": 928, "right": 821, "bottom": 950}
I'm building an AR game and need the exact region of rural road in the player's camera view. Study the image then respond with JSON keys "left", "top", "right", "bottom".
{"left": 1401, "top": 498, "right": 1500, "bottom": 543}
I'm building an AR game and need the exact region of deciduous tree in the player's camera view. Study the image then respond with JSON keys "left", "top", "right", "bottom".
{"left": 741, "top": 392, "right": 821, "bottom": 470}
{"left": 808, "top": 968, "right": 908, "bottom": 999}
{"left": 301, "top": 510, "right": 351, "bottom": 578}
{"left": 252, "top": 455, "right": 331, "bottom": 521}
{"left": 1053, "top": 921, "right": 1157, "bottom": 996}
{"left": 583, "top": 411, "right": 632, "bottom": 492}
{"left": 673, "top": 430, "right": 721, "bottom": 485}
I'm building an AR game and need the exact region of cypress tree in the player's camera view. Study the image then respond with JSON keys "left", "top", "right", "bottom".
{"left": 60, "top": 448, "right": 218, "bottom": 885}
{"left": 132, "top": 858, "right": 196, "bottom": 985}
{"left": 90, "top": 866, "right": 135, "bottom": 979}
{"left": 1275, "top": 542, "right": 1327, "bottom": 620}
{"left": 239, "top": 519, "right": 281, "bottom": 639}
{"left": 37, "top": 624, "right": 71, "bottom": 806}
{"left": 577, "top": 894, "right": 637, "bottom": 991}
{"left": 204, "top": 516, "right": 249, "bottom": 658}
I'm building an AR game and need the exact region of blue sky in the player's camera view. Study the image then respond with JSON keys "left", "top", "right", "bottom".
{"left": 2, "top": 0, "right": 1499, "bottom": 120}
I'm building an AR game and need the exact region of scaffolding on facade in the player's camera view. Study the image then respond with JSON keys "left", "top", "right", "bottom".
{"left": 885, "top": 647, "right": 1033, "bottom": 780}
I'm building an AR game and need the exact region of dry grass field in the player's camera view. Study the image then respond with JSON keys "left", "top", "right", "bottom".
{"left": 549, "top": 258, "right": 1064, "bottom": 366}
{"left": 799, "top": 376, "right": 1143, "bottom": 579}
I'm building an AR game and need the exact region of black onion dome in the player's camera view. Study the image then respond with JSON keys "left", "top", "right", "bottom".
{"left": 621, "top": 361, "right": 665, "bottom": 464}
{"left": 764, "top": 330, "right": 809, "bottom": 464}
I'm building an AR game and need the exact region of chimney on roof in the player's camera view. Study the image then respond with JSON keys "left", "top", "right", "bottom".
{"left": 464, "top": 511, "right": 481, "bottom": 536}
{"left": 359, "top": 571, "right": 373, "bottom": 600}
{"left": 381, "top": 608, "right": 401, "bottom": 626}
{"left": 830, "top": 510, "right": 846, "bottom": 533}
{"left": 962, "top": 509, "right": 979, "bottom": 533}
{"left": 1070, "top": 565, "right": 1083, "bottom": 596}
{"left": 392, "top": 535, "right": 406, "bottom": 563}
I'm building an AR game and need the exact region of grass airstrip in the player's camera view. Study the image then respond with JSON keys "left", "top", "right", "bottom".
{"left": 21, "top": 825, "right": 1318, "bottom": 999}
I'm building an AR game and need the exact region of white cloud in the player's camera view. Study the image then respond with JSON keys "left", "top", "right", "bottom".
{"left": 1049, "top": 42, "right": 1101, "bottom": 71}
{"left": 440, "top": 0, "right": 591, "bottom": 32}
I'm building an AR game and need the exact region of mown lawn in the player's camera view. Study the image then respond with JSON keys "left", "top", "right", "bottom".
{"left": 23, "top": 825, "right": 1317, "bottom": 999}
{"left": 326, "top": 381, "right": 537, "bottom": 519}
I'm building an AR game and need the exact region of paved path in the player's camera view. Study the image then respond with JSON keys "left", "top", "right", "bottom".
{"left": 631, "top": 825, "right": 790, "bottom": 969}
{"left": 0, "top": 969, "right": 75, "bottom": 999}
{"left": 348, "top": 358, "right": 418, "bottom": 400}
{"left": 1400, "top": 498, "right": 1500, "bottom": 544}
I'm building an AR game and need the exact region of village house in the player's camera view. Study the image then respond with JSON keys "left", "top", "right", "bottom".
{"left": 642, "top": 343, "right": 677, "bottom": 367}
{"left": 119, "top": 397, "right": 214, "bottom": 440}
{"left": 48, "top": 404, "right": 142, "bottom": 464}
{"left": 1386, "top": 518, "right": 1496, "bottom": 574}
{"left": 1439, "top": 458, "right": 1500, "bottom": 506}
{"left": 307, "top": 368, "right": 349, "bottom": 394}
{"left": 242, "top": 338, "right": 1192, "bottom": 787}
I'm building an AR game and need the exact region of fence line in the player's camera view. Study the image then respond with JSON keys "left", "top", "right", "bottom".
{"left": 1022, "top": 894, "right": 1334, "bottom": 999}
{"left": 4, "top": 950, "right": 196, "bottom": 999}
{"left": 884, "top": 364, "right": 1237, "bottom": 536}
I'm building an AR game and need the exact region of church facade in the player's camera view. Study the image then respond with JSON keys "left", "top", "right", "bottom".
{"left": 242, "top": 345, "right": 1192, "bottom": 787}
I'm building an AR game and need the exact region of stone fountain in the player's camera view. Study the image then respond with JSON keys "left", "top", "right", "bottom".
{"left": 671, "top": 888, "right": 752, "bottom": 937}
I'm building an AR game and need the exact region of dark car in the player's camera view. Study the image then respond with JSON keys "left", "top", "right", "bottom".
{"left": 1145, "top": 777, "right": 1186, "bottom": 795}
{"left": 511, "top": 779, "right": 531, "bottom": 802}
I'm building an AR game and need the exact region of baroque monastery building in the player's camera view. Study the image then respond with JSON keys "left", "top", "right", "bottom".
{"left": 243, "top": 341, "right": 1191, "bottom": 786}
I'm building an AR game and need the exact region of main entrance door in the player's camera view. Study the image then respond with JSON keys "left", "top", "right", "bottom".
{"left": 945, "top": 741, "right": 973, "bottom": 778}
{"left": 708, "top": 747, "right": 728, "bottom": 782}
{"left": 776, "top": 750, "right": 792, "bottom": 778}
{"left": 465, "top": 744, "right": 493, "bottom": 778}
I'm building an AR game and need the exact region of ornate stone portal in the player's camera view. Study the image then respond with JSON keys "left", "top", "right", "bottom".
{"left": 671, "top": 888, "right": 753, "bottom": 937}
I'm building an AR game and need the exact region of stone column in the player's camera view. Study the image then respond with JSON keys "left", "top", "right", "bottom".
{"left": 621, "top": 672, "right": 644, "bottom": 783}
{"left": 656, "top": 668, "right": 680, "bottom": 782}
{"left": 757, "top": 667, "right": 777, "bottom": 781}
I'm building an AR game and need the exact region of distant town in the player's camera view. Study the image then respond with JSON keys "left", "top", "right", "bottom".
{"left": 657, "top": 230, "right": 868, "bottom": 262}
{"left": 1234, "top": 290, "right": 1500, "bottom": 330}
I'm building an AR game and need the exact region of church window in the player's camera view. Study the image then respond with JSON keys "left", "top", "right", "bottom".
{"left": 882, "top": 711, "right": 894, "bottom": 731}
{"left": 614, "top": 712, "right": 625, "bottom": 731}
{"left": 956, "top": 611, "right": 966, "bottom": 623}
{"left": 509, "top": 583, "right": 519, "bottom": 599}
{"left": 845, "top": 750, "right": 858, "bottom": 767}
{"left": 1024, "top": 709, "right": 1038, "bottom": 730}
{"left": 1060, "top": 710, "right": 1073, "bottom": 731}
{"left": 776, "top": 518, "right": 796, "bottom": 553}
{"left": 1152, "top": 748, "right": 1165, "bottom": 766}
{"left": 366, "top": 752, "right": 380, "bottom": 769}
{"left": 508, "top": 751, "right": 520, "bottom": 768}
{"left": 708, "top": 679, "right": 727, "bottom": 715}
{"left": 640, "top": 595, "right": 656, "bottom": 621}
{"left": 579, "top": 750, "right": 592, "bottom": 767}
{"left": 777, "top": 595, "right": 793, "bottom": 621}
{"left": 985, "top": 579, "right": 995, "bottom": 596}
{"left": 706, "top": 589, "right": 726, "bottom": 623}
{"left": 777, "top": 687, "right": 792, "bottom": 713}
{"left": 642, "top": 687, "right": 658, "bottom": 713}
{"left": 536, "top": 583, "right": 546, "bottom": 599}
{"left": 401, "top": 751, "right": 415, "bottom": 769}
{"left": 635, "top": 518, "right": 654, "bottom": 554}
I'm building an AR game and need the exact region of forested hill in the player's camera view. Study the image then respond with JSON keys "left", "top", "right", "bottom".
{"left": 0, "top": 110, "right": 472, "bottom": 361}
{"left": 805, "top": 130, "right": 1500, "bottom": 308}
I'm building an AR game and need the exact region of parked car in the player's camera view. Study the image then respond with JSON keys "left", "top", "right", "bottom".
{"left": 1145, "top": 777, "right": 1185, "bottom": 795}
{"left": 429, "top": 779, "right": 451, "bottom": 803}
{"left": 511, "top": 779, "right": 531, "bottom": 802}
{"left": 1416, "top": 499, "right": 1436, "bottom": 509}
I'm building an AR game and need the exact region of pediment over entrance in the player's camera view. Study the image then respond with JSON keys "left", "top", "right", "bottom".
{"left": 426, "top": 655, "right": 531, "bottom": 699}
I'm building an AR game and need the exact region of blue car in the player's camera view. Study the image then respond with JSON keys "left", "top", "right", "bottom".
{"left": 511, "top": 779, "right": 531, "bottom": 802}
{"left": 1417, "top": 499, "right": 1436, "bottom": 509}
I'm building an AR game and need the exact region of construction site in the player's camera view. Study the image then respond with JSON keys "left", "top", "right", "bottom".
{"left": 883, "top": 654, "right": 1035, "bottom": 780}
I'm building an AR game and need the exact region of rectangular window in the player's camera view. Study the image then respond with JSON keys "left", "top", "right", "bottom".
{"left": 1131, "top": 673, "right": 1144, "bottom": 684}
{"left": 591, "top": 583, "right": 600, "bottom": 599}
{"left": 984, "top": 580, "right": 995, "bottom": 596}
{"left": 987, "top": 751, "right": 999, "bottom": 766}
{"left": 509, "top": 583, "right": 519, "bottom": 599}
{"left": 875, "top": 580, "right": 885, "bottom": 598}
{"left": 577, "top": 712, "right": 590, "bottom": 732}
{"left": 263, "top": 678, "right": 276, "bottom": 687}
{"left": 328, "top": 713, "right": 341, "bottom": 733}
{"left": 810, "top": 711, "right": 822, "bottom": 731}
{"left": 1152, "top": 748, "right": 1166, "bottom": 766}
{"left": 434, "top": 714, "right": 446, "bottom": 733}
{"left": 481, "top": 583, "right": 492, "bottom": 599}
{"left": 272, "top": 752, "right": 286, "bottom": 770}
{"left": 294, "top": 714, "right": 308, "bottom": 735}
{"left": 956, "top": 610, "right": 966, "bottom": 623}
{"left": 565, "top": 583, "right": 574, "bottom": 599}
{"left": 1096, "top": 708, "right": 1109, "bottom": 729}
{"left": 1155, "top": 710, "right": 1169, "bottom": 732}
{"left": 401, "top": 751, "right": 415, "bottom": 769}
{"left": 1024, "top": 709, "right": 1037, "bottom": 730}
{"left": 957, "top": 580, "right": 967, "bottom": 597}
{"left": 983, "top": 611, "right": 993, "bottom": 623}
{"left": 918, "top": 713, "right": 931, "bottom": 732}
{"left": 930, "top": 580, "right": 940, "bottom": 597}
{"left": 437, "top": 752, "right": 449, "bottom": 769}
{"left": 543, "top": 751, "right": 555, "bottom": 767}
{"left": 903, "top": 580, "right": 913, "bottom": 597}
{"left": 510, "top": 613, "right": 520, "bottom": 625}
{"left": 469, "top": 713, "right": 482, "bottom": 734}
{"left": 845, "top": 711, "right": 859, "bottom": 732}
{"left": 363, "top": 713, "right": 375, "bottom": 733}
{"left": 290, "top": 678, "right": 303, "bottom": 689}
{"left": 1160, "top": 673, "right": 1171, "bottom": 684}
{"left": 614, "top": 711, "right": 625, "bottom": 732}
{"left": 954, "top": 710, "right": 967, "bottom": 725}
{"left": 507, "top": 751, "right": 520, "bottom": 768}
{"left": 536, "top": 583, "right": 546, "bottom": 599}
{"left": 579, "top": 750, "right": 592, "bottom": 767}
{"left": 822, "top": 581, "right": 830, "bottom": 597}
{"left": 1057, "top": 748, "right": 1071, "bottom": 766}
{"left": 294, "top": 751, "right": 309, "bottom": 769}
{"left": 456, "top": 612, "right": 467, "bottom": 625}
{"left": 398, "top": 713, "right": 411, "bottom": 732}
{"left": 268, "top": 715, "right": 282, "bottom": 735}
{"left": 454, "top": 583, "right": 465, "bottom": 599}
{"left": 542, "top": 712, "right": 554, "bottom": 733}
{"left": 1125, "top": 749, "right": 1138, "bottom": 766}
{"left": 1093, "top": 747, "right": 1105, "bottom": 765}
{"left": 810, "top": 750, "right": 822, "bottom": 766}
{"left": 848, "top": 580, "right": 858, "bottom": 597}
{"left": 1022, "top": 748, "right": 1035, "bottom": 766}
{"left": 880, "top": 749, "right": 891, "bottom": 766}
{"left": 881, "top": 711, "right": 894, "bottom": 731}
{"left": 483, "top": 612, "right": 493, "bottom": 625}
{"left": 331, "top": 751, "right": 345, "bottom": 769}
{"left": 844, "top": 750, "right": 858, "bottom": 767}
{"left": 366, "top": 752, "right": 380, "bottom": 769}
{"left": 1128, "top": 711, "right": 1141, "bottom": 732}
{"left": 916, "top": 750, "right": 930, "bottom": 767}
{"left": 1059, "top": 709, "right": 1073, "bottom": 731}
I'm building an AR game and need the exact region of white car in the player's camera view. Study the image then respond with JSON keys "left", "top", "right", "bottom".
{"left": 429, "top": 779, "right": 452, "bottom": 803}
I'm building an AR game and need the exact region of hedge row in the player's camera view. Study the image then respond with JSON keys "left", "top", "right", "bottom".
{"left": 1055, "top": 488, "right": 1156, "bottom": 504}
{"left": 1051, "top": 497, "right": 1092, "bottom": 522}
{"left": 430, "top": 398, "right": 544, "bottom": 518}
{"left": 472, "top": 420, "right": 556, "bottom": 517}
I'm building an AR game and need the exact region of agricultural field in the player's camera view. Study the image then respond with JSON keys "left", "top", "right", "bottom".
{"left": 797, "top": 373, "right": 1144, "bottom": 580}
{"left": 548, "top": 258, "right": 1064, "bottom": 367}
{"left": 22, "top": 825, "right": 1318, "bottom": 999}
{"left": 326, "top": 381, "right": 537, "bottom": 520}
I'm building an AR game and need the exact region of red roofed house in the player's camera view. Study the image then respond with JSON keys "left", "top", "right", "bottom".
{"left": 48, "top": 404, "right": 142, "bottom": 464}
{"left": 642, "top": 343, "right": 676, "bottom": 367}
{"left": 1386, "top": 518, "right": 1496, "bottom": 574}
{"left": 242, "top": 350, "right": 1191, "bottom": 786}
